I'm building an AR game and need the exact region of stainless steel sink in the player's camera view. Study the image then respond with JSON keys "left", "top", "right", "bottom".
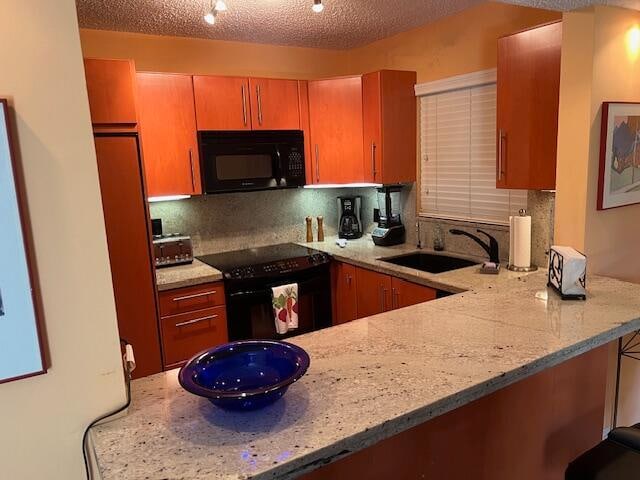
{"left": 379, "top": 252, "right": 478, "bottom": 274}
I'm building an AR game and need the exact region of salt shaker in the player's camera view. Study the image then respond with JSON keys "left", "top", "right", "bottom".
{"left": 317, "top": 216, "right": 324, "bottom": 242}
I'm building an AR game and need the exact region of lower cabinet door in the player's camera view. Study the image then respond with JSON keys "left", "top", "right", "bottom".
{"left": 355, "top": 267, "right": 392, "bottom": 318}
{"left": 332, "top": 262, "right": 358, "bottom": 325}
{"left": 161, "top": 306, "right": 228, "bottom": 368}
{"left": 391, "top": 277, "right": 437, "bottom": 309}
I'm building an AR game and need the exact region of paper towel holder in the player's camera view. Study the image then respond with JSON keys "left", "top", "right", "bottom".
{"left": 507, "top": 209, "right": 539, "bottom": 272}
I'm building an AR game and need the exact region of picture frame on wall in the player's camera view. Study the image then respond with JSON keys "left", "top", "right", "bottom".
{"left": 0, "top": 98, "right": 47, "bottom": 383}
{"left": 598, "top": 102, "right": 640, "bottom": 210}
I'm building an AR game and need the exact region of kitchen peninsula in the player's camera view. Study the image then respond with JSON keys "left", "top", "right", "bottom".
{"left": 90, "top": 243, "right": 640, "bottom": 479}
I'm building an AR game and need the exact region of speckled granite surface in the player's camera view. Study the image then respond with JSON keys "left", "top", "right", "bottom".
{"left": 155, "top": 259, "right": 223, "bottom": 291}
{"left": 93, "top": 243, "right": 640, "bottom": 480}
{"left": 303, "top": 236, "right": 528, "bottom": 294}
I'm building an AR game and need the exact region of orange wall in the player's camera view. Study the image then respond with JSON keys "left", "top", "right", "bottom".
{"left": 80, "top": 2, "right": 559, "bottom": 82}
{"left": 80, "top": 28, "right": 348, "bottom": 79}
{"left": 556, "top": 5, "right": 640, "bottom": 283}
{"left": 555, "top": 5, "right": 640, "bottom": 430}
{"left": 344, "top": 2, "right": 560, "bottom": 83}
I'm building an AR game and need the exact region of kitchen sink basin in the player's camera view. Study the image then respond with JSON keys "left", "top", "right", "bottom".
{"left": 380, "top": 252, "right": 478, "bottom": 274}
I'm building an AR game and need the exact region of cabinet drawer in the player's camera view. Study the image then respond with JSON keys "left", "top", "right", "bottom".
{"left": 161, "top": 306, "right": 228, "bottom": 368}
{"left": 159, "top": 282, "right": 225, "bottom": 316}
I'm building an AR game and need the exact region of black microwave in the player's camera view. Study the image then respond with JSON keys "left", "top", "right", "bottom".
{"left": 199, "top": 130, "right": 306, "bottom": 194}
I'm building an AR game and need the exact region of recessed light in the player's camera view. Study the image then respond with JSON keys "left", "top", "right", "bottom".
{"left": 204, "top": 7, "right": 216, "bottom": 25}
{"left": 312, "top": 0, "right": 324, "bottom": 13}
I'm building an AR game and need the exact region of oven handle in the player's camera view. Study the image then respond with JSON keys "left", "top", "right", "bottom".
{"left": 227, "top": 276, "right": 325, "bottom": 299}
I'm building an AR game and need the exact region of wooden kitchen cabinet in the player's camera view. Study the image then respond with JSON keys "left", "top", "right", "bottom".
{"left": 331, "top": 262, "right": 358, "bottom": 325}
{"left": 249, "top": 78, "right": 300, "bottom": 130}
{"left": 84, "top": 58, "right": 138, "bottom": 128}
{"left": 94, "top": 135, "right": 162, "bottom": 379}
{"left": 308, "top": 76, "right": 365, "bottom": 184}
{"left": 363, "top": 70, "right": 417, "bottom": 184}
{"left": 355, "top": 267, "right": 392, "bottom": 318}
{"left": 193, "top": 75, "right": 251, "bottom": 131}
{"left": 391, "top": 277, "right": 437, "bottom": 309}
{"left": 193, "top": 75, "right": 301, "bottom": 131}
{"left": 335, "top": 264, "right": 437, "bottom": 320}
{"left": 158, "top": 281, "right": 228, "bottom": 369}
{"left": 137, "top": 72, "right": 202, "bottom": 197}
{"left": 496, "top": 21, "right": 562, "bottom": 190}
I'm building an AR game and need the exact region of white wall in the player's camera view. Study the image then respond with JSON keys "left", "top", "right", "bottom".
{"left": 0, "top": 1, "right": 125, "bottom": 478}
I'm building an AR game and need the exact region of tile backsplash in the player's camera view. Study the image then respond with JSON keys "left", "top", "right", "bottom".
{"left": 150, "top": 185, "right": 554, "bottom": 266}
{"left": 150, "top": 187, "right": 381, "bottom": 256}
{"left": 415, "top": 190, "right": 555, "bottom": 267}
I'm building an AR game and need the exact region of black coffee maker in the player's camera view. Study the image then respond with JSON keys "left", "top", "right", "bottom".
{"left": 372, "top": 186, "right": 405, "bottom": 246}
{"left": 337, "top": 196, "right": 362, "bottom": 239}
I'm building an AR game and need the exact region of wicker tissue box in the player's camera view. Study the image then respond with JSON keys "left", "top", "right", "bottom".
{"left": 547, "top": 246, "right": 587, "bottom": 300}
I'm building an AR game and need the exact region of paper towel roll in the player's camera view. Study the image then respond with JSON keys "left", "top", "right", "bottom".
{"left": 512, "top": 215, "right": 532, "bottom": 268}
{"left": 508, "top": 216, "right": 515, "bottom": 266}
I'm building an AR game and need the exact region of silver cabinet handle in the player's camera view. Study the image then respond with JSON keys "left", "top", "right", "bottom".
{"left": 241, "top": 84, "right": 248, "bottom": 127}
{"left": 314, "top": 144, "right": 320, "bottom": 183}
{"left": 175, "top": 314, "right": 218, "bottom": 328}
{"left": 498, "top": 129, "right": 506, "bottom": 181}
{"left": 188, "top": 148, "right": 196, "bottom": 192}
{"left": 172, "top": 290, "right": 217, "bottom": 302}
{"left": 346, "top": 274, "right": 352, "bottom": 286}
{"left": 256, "top": 84, "right": 263, "bottom": 125}
{"left": 392, "top": 288, "right": 399, "bottom": 309}
{"left": 371, "top": 142, "right": 377, "bottom": 180}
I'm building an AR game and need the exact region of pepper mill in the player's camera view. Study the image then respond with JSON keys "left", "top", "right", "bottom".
{"left": 305, "top": 216, "right": 313, "bottom": 242}
{"left": 317, "top": 216, "right": 324, "bottom": 242}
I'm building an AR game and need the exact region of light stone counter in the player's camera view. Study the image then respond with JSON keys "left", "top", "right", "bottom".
{"left": 92, "top": 258, "right": 640, "bottom": 479}
{"left": 301, "top": 235, "right": 529, "bottom": 293}
{"left": 155, "top": 259, "right": 223, "bottom": 291}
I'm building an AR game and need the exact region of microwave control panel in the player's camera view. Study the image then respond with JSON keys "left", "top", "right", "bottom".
{"left": 287, "top": 149, "right": 304, "bottom": 178}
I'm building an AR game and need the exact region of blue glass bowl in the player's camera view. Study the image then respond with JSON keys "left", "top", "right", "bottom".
{"left": 178, "top": 340, "right": 310, "bottom": 411}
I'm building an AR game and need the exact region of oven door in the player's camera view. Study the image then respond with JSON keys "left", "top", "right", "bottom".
{"left": 225, "top": 268, "right": 332, "bottom": 341}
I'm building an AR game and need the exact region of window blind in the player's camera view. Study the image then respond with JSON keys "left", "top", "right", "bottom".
{"left": 419, "top": 83, "right": 527, "bottom": 225}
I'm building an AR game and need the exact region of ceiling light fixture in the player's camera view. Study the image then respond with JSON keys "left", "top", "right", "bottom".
{"left": 204, "top": 6, "right": 217, "bottom": 25}
{"left": 214, "top": 0, "right": 227, "bottom": 12}
{"left": 312, "top": 0, "right": 324, "bottom": 13}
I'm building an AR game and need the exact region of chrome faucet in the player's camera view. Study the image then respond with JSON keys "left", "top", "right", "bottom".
{"left": 449, "top": 229, "right": 500, "bottom": 264}
{"left": 416, "top": 221, "right": 422, "bottom": 249}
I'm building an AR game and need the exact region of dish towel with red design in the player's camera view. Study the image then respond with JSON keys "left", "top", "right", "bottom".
{"left": 271, "top": 283, "right": 298, "bottom": 334}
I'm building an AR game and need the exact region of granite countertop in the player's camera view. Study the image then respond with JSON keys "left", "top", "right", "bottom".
{"left": 155, "top": 259, "right": 223, "bottom": 291}
{"left": 302, "top": 236, "right": 529, "bottom": 293}
{"left": 92, "top": 238, "right": 640, "bottom": 480}
{"left": 155, "top": 235, "right": 521, "bottom": 293}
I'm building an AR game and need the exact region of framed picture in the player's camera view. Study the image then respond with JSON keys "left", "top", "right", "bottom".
{"left": 598, "top": 102, "right": 640, "bottom": 210}
{"left": 0, "top": 98, "right": 47, "bottom": 383}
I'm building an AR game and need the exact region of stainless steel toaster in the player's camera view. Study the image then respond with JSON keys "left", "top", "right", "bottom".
{"left": 153, "top": 235, "right": 193, "bottom": 268}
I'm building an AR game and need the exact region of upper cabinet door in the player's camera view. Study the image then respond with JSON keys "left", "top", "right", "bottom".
{"left": 249, "top": 78, "right": 300, "bottom": 130}
{"left": 497, "top": 21, "right": 562, "bottom": 190}
{"left": 363, "top": 70, "right": 417, "bottom": 185}
{"left": 84, "top": 58, "right": 138, "bottom": 127}
{"left": 193, "top": 76, "right": 251, "bottom": 130}
{"left": 308, "top": 76, "right": 365, "bottom": 184}
{"left": 137, "top": 73, "right": 201, "bottom": 196}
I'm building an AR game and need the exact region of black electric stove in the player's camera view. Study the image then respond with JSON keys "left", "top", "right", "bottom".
{"left": 197, "top": 243, "right": 332, "bottom": 341}
{"left": 197, "top": 243, "right": 330, "bottom": 282}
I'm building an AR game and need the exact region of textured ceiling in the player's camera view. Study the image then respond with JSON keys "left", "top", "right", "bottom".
{"left": 75, "top": 0, "right": 640, "bottom": 50}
